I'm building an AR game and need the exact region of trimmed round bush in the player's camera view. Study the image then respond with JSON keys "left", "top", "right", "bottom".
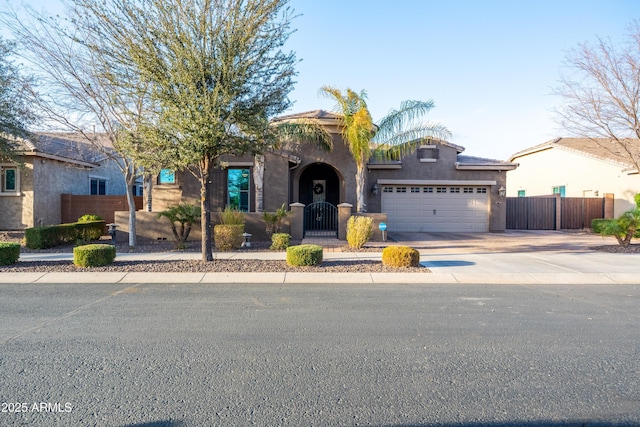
{"left": 214, "top": 224, "right": 244, "bottom": 251}
{"left": 270, "top": 233, "right": 291, "bottom": 250}
{"left": 73, "top": 244, "right": 116, "bottom": 268}
{"left": 0, "top": 242, "right": 20, "bottom": 266}
{"left": 286, "top": 244, "right": 323, "bottom": 266}
{"left": 381, "top": 245, "right": 420, "bottom": 268}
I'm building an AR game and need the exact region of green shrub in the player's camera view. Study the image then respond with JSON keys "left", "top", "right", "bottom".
{"left": 218, "top": 206, "right": 245, "bottom": 225}
{"left": 0, "top": 242, "right": 20, "bottom": 265}
{"left": 214, "top": 224, "right": 244, "bottom": 251}
{"left": 270, "top": 233, "right": 291, "bottom": 250}
{"left": 25, "top": 221, "right": 106, "bottom": 249}
{"left": 598, "top": 208, "right": 640, "bottom": 247}
{"left": 286, "top": 244, "right": 323, "bottom": 266}
{"left": 381, "top": 245, "right": 420, "bottom": 268}
{"left": 75, "top": 221, "right": 106, "bottom": 241}
{"left": 73, "top": 244, "right": 116, "bottom": 267}
{"left": 264, "top": 204, "right": 288, "bottom": 236}
{"left": 635, "top": 193, "right": 640, "bottom": 208}
{"left": 346, "top": 215, "right": 373, "bottom": 249}
{"left": 78, "top": 214, "right": 103, "bottom": 222}
{"left": 591, "top": 218, "right": 611, "bottom": 234}
{"left": 158, "top": 203, "right": 201, "bottom": 249}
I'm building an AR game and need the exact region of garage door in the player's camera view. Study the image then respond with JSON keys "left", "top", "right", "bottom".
{"left": 381, "top": 185, "right": 489, "bottom": 232}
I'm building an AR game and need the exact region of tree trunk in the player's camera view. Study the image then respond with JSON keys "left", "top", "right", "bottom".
{"left": 124, "top": 167, "right": 137, "bottom": 247}
{"left": 254, "top": 154, "right": 265, "bottom": 213}
{"left": 355, "top": 161, "right": 367, "bottom": 213}
{"left": 200, "top": 156, "right": 214, "bottom": 261}
{"left": 144, "top": 174, "right": 153, "bottom": 212}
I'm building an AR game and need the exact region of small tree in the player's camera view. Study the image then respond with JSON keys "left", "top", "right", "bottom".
{"left": 263, "top": 203, "right": 288, "bottom": 236}
{"left": 600, "top": 208, "right": 640, "bottom": 247}
{"left": 157, "top": 203, "right": 201, "bottom": 250}
{"left": 0, "top": 36, "right": 34, "bottom": 160}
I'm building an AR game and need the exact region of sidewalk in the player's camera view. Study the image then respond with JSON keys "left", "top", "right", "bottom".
{"left": 6, "top": 232, "right": 640, "bottom": 284}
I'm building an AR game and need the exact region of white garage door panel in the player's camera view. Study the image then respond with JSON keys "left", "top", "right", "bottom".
{"left": 382, "top": 187, "right": 489, "bottom": 232}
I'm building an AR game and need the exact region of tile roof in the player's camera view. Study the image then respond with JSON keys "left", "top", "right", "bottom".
{"left": 510, "top": 137, "right": 640, "bottom": 169}
{"left": 16, "top": 132, "right": 116, "bottom": 166}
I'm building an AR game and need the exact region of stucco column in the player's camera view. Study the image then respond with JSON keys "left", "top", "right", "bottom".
{"left": 337, "top": 203, "right": 353, "bottom": 241}
{"left": 289, "top": 202, "right": 305, "bottom": 240}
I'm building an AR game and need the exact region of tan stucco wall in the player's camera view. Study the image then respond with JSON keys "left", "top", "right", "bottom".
{"left": 508, "top": 148, "right": 639, "bottom": 217}
{"left": 0, "top": 160, "right": 34, "bottom": 229}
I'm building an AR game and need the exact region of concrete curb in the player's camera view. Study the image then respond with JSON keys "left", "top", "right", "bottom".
{"left": 2, "top": 272, "right": 638, "bottom": 285}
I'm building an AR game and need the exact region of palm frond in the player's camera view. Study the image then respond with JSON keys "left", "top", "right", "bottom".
{"left": 273, "top": 118, "right": 333, "bottom": 151}
{"left": 373, "top": 99, "right": 450, "bottom": 144}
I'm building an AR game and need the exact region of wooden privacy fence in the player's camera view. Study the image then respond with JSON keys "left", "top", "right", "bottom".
{"left": 506, "top": 196, "right": 604, "bottom": 230}
{"left": 61, "top": 194, "right": 143, "bottom": 224}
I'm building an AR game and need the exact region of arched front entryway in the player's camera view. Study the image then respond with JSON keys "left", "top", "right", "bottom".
{"left": 297, "top": 162, "right": 341, "bottom": 206}
{"left": 297, "top": 163, "right": 342, "bottom": 237}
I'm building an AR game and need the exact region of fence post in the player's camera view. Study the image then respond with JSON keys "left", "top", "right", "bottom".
{"left": 554, "top": 193, "right": 562, "bottom": 230}
{"left": 604, "top": 193, "right": 615, "bottom": 219}
{"left": 289, "top": 202, "right": 305, "bottom": 240}
{"left": 337, "top": 203, "right": 353, "bottom": 240}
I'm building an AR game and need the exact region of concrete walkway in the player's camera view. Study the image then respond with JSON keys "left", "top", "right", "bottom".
{"left": 5, "top": 231, "right": 640, "bottom": 284}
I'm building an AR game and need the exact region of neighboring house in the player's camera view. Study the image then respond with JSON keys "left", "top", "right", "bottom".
{"left": 508, "top": 137, "right": 640, "bottom": 217}
{"left": 0, "top": 133, "right": 126, "bottom": 230}
{"left": 151, "top": 110, "right": 517, "bottom": 233}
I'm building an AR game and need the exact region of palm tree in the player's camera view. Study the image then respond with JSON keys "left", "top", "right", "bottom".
{"left": 321, "top": 86, "right": 451, "bottom": 212}
{"left": 253, "top": 118, "right": 333, "bottom": 212}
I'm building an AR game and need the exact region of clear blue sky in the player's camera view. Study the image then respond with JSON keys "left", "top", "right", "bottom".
{"left": 5, "top": 0, "right": 640, "bottom": 160}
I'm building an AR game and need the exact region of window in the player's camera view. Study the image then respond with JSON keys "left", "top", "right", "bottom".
{"left": 158, "top": 169, "right": 176, "bottom": 184}
{"left": 90, "top": 178, "right": 107, "bottom": 195}
{"left": 553, "top": 185, "right": 566, "bottom": 197}
{"left": 410, "top": 187, "right": 420, "bottom": 193}
{"left": 227, "top": 168, "right": 250, "bottom": 211}
{"left": 476, "top": 188, "right": 487, "bottom": 194}
{"left": 423, "top": 187, "right": 434, "bottom": 193}
{"left": 517, "top": 190, "right": 526, "bottom": 197}
{"left": 450, "top": 187, "right": 460, "bottom": 193}
{"left": 436, "top": 187, "right": 447, "bottom": 193}
{"left": 1, "top": 165, "right": 18, "bottom": 193}
{"left": 383, "top": 186, "right": 393, "bottom": 193}
{"left": 396, "top": 187, "right": 407, "bottom": 193}
{"left": 463, "top": 187, "right": 474, "bottom": 193}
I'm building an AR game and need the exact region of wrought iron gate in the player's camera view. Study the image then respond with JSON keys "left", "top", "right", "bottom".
{"left": 304, "top": 201, "right": 338, "bottom": 237}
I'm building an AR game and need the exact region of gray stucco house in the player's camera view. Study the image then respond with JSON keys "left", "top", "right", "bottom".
{"left": 0, "top": 133, "right": 127, "bottom": 230}
{"left": 150, "top": 110, "right": 517, "bottom": 234}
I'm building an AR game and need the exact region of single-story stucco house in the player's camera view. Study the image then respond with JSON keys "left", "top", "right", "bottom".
{"left": 0, "top": 133, "right": 128, "bottom": 230}
{"left": 508, "top": 137, "right": 640, "bottom": 217}
{"left": 149, "top": 110, "right": 518, "bottom": 235}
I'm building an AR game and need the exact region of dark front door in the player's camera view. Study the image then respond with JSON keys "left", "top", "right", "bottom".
{"left": 298, "top": 163, "right": 340, "bottom": 207}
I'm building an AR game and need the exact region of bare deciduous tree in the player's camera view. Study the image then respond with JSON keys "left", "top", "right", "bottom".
{"left": 555, "top": 21, "right": 640, "bottom": 172}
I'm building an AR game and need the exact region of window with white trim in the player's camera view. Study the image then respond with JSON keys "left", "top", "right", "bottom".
{"left": 463, "top": 187, "right": 474, "bottom": 193}
{"left": 423, "top": 187, "right": 434, "bottom": 193}
{"left": 436, "top": 187, "right": 447, "bottom": 193}
{"left": 476, "top": 188, "right": 487, "bottom": 194}
{"left": 1, "top": 165, "right": 19, "bottom": 194}
{"left": 396, "top": 187, "right": 407, "bottom": 193}
{"left": 383, "top": 186, "right": 393, "bottom": 193}
{"left": 410, "top": 187, "right": 420, "bottom": 193}
{"left": 450, "top": 187, "right": 460, "bottom": 193}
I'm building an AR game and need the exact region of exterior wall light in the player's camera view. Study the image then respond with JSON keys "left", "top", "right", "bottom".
{"left": 498, "top": 186, "right": 506, "bottom": 197}
{"left": 371, "top": 183, "right": 379, "bottom": 195}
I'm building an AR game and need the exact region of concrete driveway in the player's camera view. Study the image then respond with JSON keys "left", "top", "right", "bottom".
{"left": 381, "top": 230, "right": 640, "bottom": 277}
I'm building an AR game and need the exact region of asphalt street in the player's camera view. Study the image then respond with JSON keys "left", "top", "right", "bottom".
{"left": 1, "top": 281, "right": 639, "bottom": 427}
